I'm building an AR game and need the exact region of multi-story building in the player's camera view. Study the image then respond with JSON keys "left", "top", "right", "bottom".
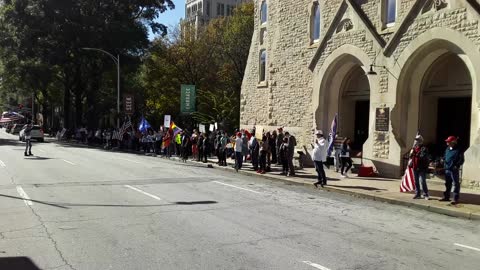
{"left": 183, "top": 0, "right": 248, "bottom": 32}
{"left": 241, "top": 0, "right": 480, "bottom": 188}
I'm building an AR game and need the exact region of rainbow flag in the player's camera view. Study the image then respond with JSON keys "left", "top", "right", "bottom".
{"left": 170, "top": 121, "right": 182, "bottom": 136}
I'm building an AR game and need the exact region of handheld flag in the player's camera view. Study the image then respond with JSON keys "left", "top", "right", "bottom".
{"left": 327, "top": 114, "right": 338, "bottom": 156}
{"left": 170, "top": 121, "right": 182, "bottom": 136}
{"left": 139, "top": 117, "right": 151, "bottom": 134}
{"left": 400, "top": 167, "right": 415, "bottom": 192}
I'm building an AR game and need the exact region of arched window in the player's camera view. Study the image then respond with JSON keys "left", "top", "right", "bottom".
{"left": 259, "top": 50, "right": 267, "bottom": 82}
{"left": 312, "top": 2, "right": 321, "bottom": 42}
{"left": 384, "top": 0, "right": 397, "bottom": 26}
{"left": 260, "top": 1, "right": 267, "bottom": 24}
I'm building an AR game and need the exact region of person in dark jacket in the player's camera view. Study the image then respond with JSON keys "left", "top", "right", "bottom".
{"left": 285, "top": 132, "right": 296, "bottom": 176}
{"left": 440, "top": 136, "right": 464, "bottom": 205}
{"left": 276, "top": 128, "right": 284, "bottom": 165}
{"left": 409, "top": 135, "right": 430, "bottom": 200}
{"left": 279, "top": 137, "right": 289, "bottom": 175}
{"left": 249, "top": 134, "right": 259, "bottom": 171}
{"left": 202, "top": 133, "right": 210, "bottom": 163}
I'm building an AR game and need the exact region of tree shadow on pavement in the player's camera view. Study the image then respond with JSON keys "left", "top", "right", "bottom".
{"left": 0, "top": 138, "right": 25, "bottom": 147}
{"left": 0, "top": 257, "right": 41, "bottom": 270}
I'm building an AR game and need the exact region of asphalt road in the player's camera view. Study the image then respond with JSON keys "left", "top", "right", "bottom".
{"left": 0, "top": 130, "right": 479, "bottom": 270}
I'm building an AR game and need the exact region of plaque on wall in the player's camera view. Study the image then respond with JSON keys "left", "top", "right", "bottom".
{"left": 375, "top": 107, "right": 390, "bottom": 132}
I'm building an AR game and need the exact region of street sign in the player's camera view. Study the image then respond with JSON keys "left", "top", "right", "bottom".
{"left": 181, "top": 85, "right": 196, "bottom": 113}
{"left": 124, "top": 95, "right": 134, "bottom": 115}
{"left": 164, "top": 115, "right": 171, "bottom": 128}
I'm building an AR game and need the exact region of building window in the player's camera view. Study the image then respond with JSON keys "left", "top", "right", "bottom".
{"left": 260, "top": 28, "right": 267, "bottom": 45}
{"left": 198, "top": 2, "right": 202, "bottom": 12}
{"left": 216, "top": 3, "right": 225, "bottom": 16}
{"left": 259, "top": 50, "right": 267, "bottom": 82}
{"left": 384, "top": 0, "right": 397, "bottom": 26}
{"left": 206, "top": 1, "right": 210, "bottom": 16}
{"left": 260, "top": 1, "right": 267, "bottom": 24}
{"left": 226, "top": 5, "right": 231, "bottom": 16}
{"left": 311, "top": 2, "right": 321, "bottom": 42}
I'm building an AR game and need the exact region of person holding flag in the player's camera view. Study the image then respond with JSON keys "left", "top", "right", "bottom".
{"left": 409, "top": 134, "right": 430, "bottom": 200}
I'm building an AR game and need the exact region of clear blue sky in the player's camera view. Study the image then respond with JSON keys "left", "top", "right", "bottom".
{"left": 149, "top": 0, "right": 185, "bottom": 39}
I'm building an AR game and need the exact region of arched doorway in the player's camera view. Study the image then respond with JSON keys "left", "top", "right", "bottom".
{"left": 315, "top": 53, "right": 371, "bottom": 152}
{"left": 420, "top": 53, "right": 472, "bottom": 157}
{"left": 339, "top": 65, "right": 370, "bottom": 150}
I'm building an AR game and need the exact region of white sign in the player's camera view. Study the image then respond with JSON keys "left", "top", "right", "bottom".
{"left": 214, "top": 122, "right": 218, "bottom": 130}
{"left": 209, "top": 124, "right": 215, "bottom": 132}
{"left": 199, "top": 124, "right": 206, "bottom": 133}
{"left": 164, "top": 115, "right": 171, "bottom": 128}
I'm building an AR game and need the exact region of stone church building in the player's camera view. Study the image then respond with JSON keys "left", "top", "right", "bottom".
{"left": 240, "top": 0, "right": 480, "bottom": 187}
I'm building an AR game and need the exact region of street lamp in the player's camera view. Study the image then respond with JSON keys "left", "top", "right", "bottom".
{"left": 81, "top": 47, "right": 121, "bottom": 128}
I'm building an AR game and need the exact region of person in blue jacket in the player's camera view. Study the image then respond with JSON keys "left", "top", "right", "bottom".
{"left": 440, "top": 136, "right": 464, "bottom": 205}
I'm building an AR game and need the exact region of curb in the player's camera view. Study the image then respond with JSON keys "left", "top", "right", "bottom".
{"left": 173, "top": 158, "right": 480, "bottom": 221}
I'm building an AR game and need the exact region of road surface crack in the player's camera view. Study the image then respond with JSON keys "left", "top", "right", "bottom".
{"left": 26, "top": 206, "right": 77, "bottom": 270}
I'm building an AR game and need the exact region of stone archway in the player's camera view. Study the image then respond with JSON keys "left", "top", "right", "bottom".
{"left": 393, "top": 28, "right": 480, "bottom": 182}
{"left": 419, "top": 53, "right": 472, "bottom": 157}
{"left": 312, "top": 45, "right": 373, "bottom": 152}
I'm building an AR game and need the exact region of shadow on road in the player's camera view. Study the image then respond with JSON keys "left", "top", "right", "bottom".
{"left": 0, "top": 257, "right": 41, "bottom": 270}
{"left": 23, "top": 156, "right": 53, "bottom": 161}
{"left": 0, "top": 193, "right": 218, "bottom": 209}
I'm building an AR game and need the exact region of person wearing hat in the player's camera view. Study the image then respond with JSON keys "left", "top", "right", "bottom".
{"left": 441, "top": 136, "right": 464, "bottom": 205}
{"left": 312, "top": 130, "right": 328, "bottom": 188}
{"left": 409, "top": 135, "right": 430, "bottom": 200}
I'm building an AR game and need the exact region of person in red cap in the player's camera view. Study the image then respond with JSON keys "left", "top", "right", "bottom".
{"left": 441, "top": 136, "right": 464, "bottom": 205}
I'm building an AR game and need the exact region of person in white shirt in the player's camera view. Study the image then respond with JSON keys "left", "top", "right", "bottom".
{"left": 234, "top": 132, "right": 243, "bottom": 171}
{"left": 312, "top": 130, "right": 328, "bottom": 188}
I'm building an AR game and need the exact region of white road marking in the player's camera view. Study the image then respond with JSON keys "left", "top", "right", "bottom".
{"left": 124, "top": 185, "right": 162, "bottom": 201}
{"left": 62, "top": 159, "right": 75, "bottom": 165}
{"left": 454, "top": 243, "right": 480, "bottom": 252}
{"left": 117, "top": 158, "right": 141, "bottom": 164}
{"left": 302, "top": 261, "right": 331, "bottom": 270}
{"left": 0, "top": 160, "right": 5, "bottom": 167}
{"left": 16, "top": 186, "right": 33, "bottom": 206}
{"left": 212, "top": 181, "right": 261, "bottom": 194}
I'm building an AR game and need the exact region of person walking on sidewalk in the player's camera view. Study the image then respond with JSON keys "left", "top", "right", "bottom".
{"left": 440, "top": 136, "right": 465, "bottom": 205}
{"left": 218, "top": 131, "right": 229, "bottom": 166}
{"left": 285, "top": 132, "right": 297, "bottom": 176}
{"left": 409, "top": 135, "right": 430, "bottom": 200}
{"left": 340, "top": 138, "right": 353, "bottom": 178}
{"left": 24, "top": 122, "right": 34, "bottom": 156}
{"left": 312, "top": 130, "right": 328, "bottom": 188}
{"left": 234, "top": 132, "right": 243, "bottom": 171}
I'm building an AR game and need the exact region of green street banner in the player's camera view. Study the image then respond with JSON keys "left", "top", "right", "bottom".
{"left": 181, "top": 85, "right": 196, "bottom": 113}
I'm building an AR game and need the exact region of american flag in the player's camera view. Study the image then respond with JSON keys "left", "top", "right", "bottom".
{"left": 0, "top": 112, "right": 24, "bottom": 123}
{"left": 400, "top": 167, "right": 416, "bottom": 192}
{"left": 112, "top": 119, "right": 132, "bottom": 140}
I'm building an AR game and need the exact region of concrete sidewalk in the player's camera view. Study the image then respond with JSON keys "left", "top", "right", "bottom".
{"left": 183, "top": 156, "right": 480, "bottom": 220}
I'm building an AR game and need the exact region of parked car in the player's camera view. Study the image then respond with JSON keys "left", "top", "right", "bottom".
{"left": 10, "top": 124, "right": 24, "bottom": 134}
{"left": 19, "top": 125, "right": 44, "bottom": 142}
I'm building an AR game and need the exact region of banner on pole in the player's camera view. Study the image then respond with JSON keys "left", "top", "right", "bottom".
{"left": 181, "top": 85, "right": 196, "bottom": 113}
{"left": 124, "top": 94, "right": 134, "bottom": 115}
{"left": 164, "top": 115, "right": 171, "bottom": 128}
{"left": 199, "top": 124, "right": 206, "bottom": 133}
{"left": 209, "top": 124, "right": 215, "bottom": 132}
